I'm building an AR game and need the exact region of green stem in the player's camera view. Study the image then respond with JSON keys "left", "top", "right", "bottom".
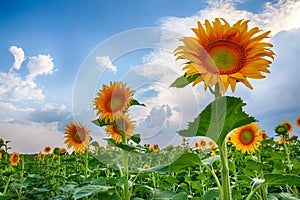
{"left": 84, "top": 150, "right": 89, "bottom": 179}
{"left": 18, "top": 158, "right": 25, "bottom": 199}
{"left": 219, "top": 141, "right": 232, "bottom": 200}
{"left": 3, "top": 175, "right": 11, "bottom": 195}
{"left": 202, "top": 164, "right": 223, "bottom": 195}
{"left": 121, "top": 132, "right": 130, "bottom": 200}
{"left": 256, "top": 150, "right": 267, "bottom": 199}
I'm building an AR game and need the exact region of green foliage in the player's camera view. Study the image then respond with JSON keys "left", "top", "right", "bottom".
{"left": 178, "top": 96, "right": 256, "bottom": 146}
{"left": 170, "top": 73, "right": 200, "bottom": 88}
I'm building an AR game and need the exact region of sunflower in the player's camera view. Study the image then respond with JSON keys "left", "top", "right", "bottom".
{"left": 60, "top": 148, "right": 67, "bottom": 155}
{"left": 275, "top": 124, "right": 288, "bottom": 136}
{"left": 199, "top": 139, "right": 207, "bottom": 148}
{"left": 259, "top": 130, "right": 268, "bottom": 140}
{"left": 105, "top": 114, "right": 135, "bottom": 143}
{"left": 174, "top": 18, "right": 274, "bottom": 94}
{"left": 10, "top": 152, "right": 20, "bottom": 166}
{"left": 94, "top": 82, "right": 134, "bottom": 123}
{"left": 0, "top": 152, "right": 2, "bottom": 160}
{"left": 281, "top": 121, "right": 293, "bottom": 133}
{"left": 231, "top": 123, "right": 260, "bottom": 153}
{"left": 44, "top": 146, "right": 51, "bottom": 153}
{"left": 64, "top": 122, "right": 91, "bottom": 153}
{"left": 194, "top": 142, "right": 199, "bottom": 148}
{"left": 296, "top": 116, "right": 300, "bottom": 128}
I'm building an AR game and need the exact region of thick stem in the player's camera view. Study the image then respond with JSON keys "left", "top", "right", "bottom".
{"left": 219, "top": 141, "right": 232, "bottom": 200}
{"left": 121, "top": 132, "right": 130, "bottom": 200}
{"left": 256, "top": 150, "right": 267, "bottom": 199}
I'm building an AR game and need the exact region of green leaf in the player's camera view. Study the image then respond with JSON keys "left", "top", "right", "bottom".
{"left": 264, "top": 174, "right": 300, "bottom": 186}
{"left": 152, "top": 190, "right": 188, "bottom": 200}
{"left": 130, "top": 134, "right": 141, "bottom": 144}
{"left": 202, "top": 189, "right": 220, "bottom": 200}
{"left": 170, "top": 74, "right": 199, "bottom": 88}
{"left": 92, "top": 119, "right": 114, "bottom": 127}
{"left": 130, "top": 99, "right": 146, "bottom": 107}
{"left": 202, "top": 155, "right": 220, "bottom": 167}
{"left": 104, "top": 138, "right": 146, "bottom": 152}
{"left": 169, "top": 152, "right": 203, "bottom": 172}
{"left": 72, "top": 185, "right": 112, "bottom": 200}
{"left": 178, "top": 96, "right": 256, "bottom": 146}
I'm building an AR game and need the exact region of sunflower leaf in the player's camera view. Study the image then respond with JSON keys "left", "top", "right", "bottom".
{"left": 178, "top": 96, "right": 256, "bottom": 146}
{"left": 130, "top": 134, "right": 141, "bottom": 144}
{"left": 92, "top": 119, "right": 114, "bottom": 127}
{"left": 169, "top": 73, "right": 199, "bottom": 88}
{"left": 104, "top": 138, "right": 146, "bottom": 152}
{"left": 130, "top": 99, "right": 146, "bottom": 107}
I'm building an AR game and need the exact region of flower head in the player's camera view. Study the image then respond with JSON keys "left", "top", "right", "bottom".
{"left": 231, "top": 123, "right": 260, "bottom": 153}
{"left": 94, "top": 82, "right": 134, "bottom": 123}
{"left": 174, "top": 18, "right": 274, "bottom": 94}
{"left": 105, "top": 114, "right": 135, "bottom": 143}
{"left": 275, "top": 124, "right": 288, "bottom": 136}
{"left": 44, "top": 146, "right": 51, "bottom": 154}
{"left": 10, "top": 152, "right": 20, "bottom": 166}
{"left": 199, "top": 139, "right": 207, "bottom": 149}
{"left": 296, "top": 116, "right": 300, "bottom": 128}
{"left": 64, "top": 122, "right": 91, "bottom": 153}
{"left": 259, "top": 130, "right": 268, "bottom": 140}
{"left": 280, "top": 121, "right": 293, "bottom": 133}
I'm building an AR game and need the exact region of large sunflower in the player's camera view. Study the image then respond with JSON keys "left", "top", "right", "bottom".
{"left": 231, "top": 123, "right": 260, "bottom": 153}
{"left": 94, "top": 82, "right": 134, "bottom": 123}
{"left": 10, "top": 152, "right": 20, "bottom": 166}
{"left": 64, "top": 122, "right": 91, "bottom": 153}
{"left": 105, "top": 114, "right": 135, "bottom": 143}
{"left": 174, "top": 18, "right": 274, "bottom": 93}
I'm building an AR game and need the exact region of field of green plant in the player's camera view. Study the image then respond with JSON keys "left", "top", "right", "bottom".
{"left": 1, "top": 124, "right": 300, "bottom": 200}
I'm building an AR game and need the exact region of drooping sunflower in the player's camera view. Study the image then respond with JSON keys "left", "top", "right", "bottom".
{"left": 44, "top": 146, "right": 51, "bottom": 153}
{"left": 94, "top": 82, "right": 135, "bottom": 123}
{"left": 105, "top": 114, "right": 135, "bottom": 143}
{"left": 231, "top": 123, "right": 260, "bottom": 153}
{"left": 259, "top": 130, "right": 268, "bottom": 140}
{"left": 64, "top": 122, "right": 91, "bottom": 153}
{"left": 174, "top": 18, "right": 274, "bottom": 93}
{"left": 10, "top": 152, "right": 20, "bottom": 166}
{"left": 281, "top": 121, "right": 293, "bottom": 133}
{"left": 296, "top": 116, "right": 300, "bottom": 128}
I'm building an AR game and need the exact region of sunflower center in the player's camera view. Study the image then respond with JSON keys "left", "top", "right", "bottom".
{"left": 109, "top": 92, "right": 126, "bottom": 113}
{"left": 74, "top": 129, "right": 86, "bottom": 143}
{"left": 204, "top": 40, "right": 246, "bottom": 75}
{"left": 239, "top": 130, "right": 255, "bottom": 145}
{"left": 13, "top": 155, "right": 18, "bottom": 162}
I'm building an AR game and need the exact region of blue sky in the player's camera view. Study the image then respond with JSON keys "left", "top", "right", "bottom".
{"left": 1, "top": 0, "right": 300, "bottom": 153}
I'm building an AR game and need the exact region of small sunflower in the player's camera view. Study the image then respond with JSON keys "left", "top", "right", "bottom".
{"left": 259, "top": 130, "right": 268, "bottom": 140}
{"left": 64, "top": 122, "right": 91, "bottom": 153}
{"left": 60, "top": 148, "right": 67, "bottom": 155}
{"left": 199, "top": 139, "right": 207, "bottom": 148}
{"left": 10, "top": 152, "right": 20, "bottom": 166}
{"left": 194, "top": 142, "right": 199, "bottom": 148}
{"left": 226, "top": 135, "right": 232, "bottom": 143}
{"left": 281, "top": 121, "right": 293, "bottom": 133}
{"left": 231, "top": 123, "right": 260, "bottom": 153}
{"left": 44, "top": 146, "right": 51, "bottom": 154}
{"left": 94, "top": 82, "right": 134, "bottom": 123}
{"left": 174, "top": 18, "right": 274, "bottom": 94}
{"left": 275, "top": 124, "right": 288, "bottom": 136}
{"left": 0, "top": 152, "right": 2, "bottom": 160}
{"left": 105, "top": 114, "right": 135, "bottom": 143}
{"left": 296, "top": 116, "right": 300, "bottom": 128}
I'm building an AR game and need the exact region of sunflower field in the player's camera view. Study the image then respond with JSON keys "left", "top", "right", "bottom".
{"left": 1, "top": 18, "right": 300, "bottom": 200}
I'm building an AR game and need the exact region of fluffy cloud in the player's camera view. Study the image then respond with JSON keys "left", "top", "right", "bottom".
{"left": 95, "top": 55, "right": 117, "bottom": 72}
{"left": 9, "top": 46, "right": 25, "bottom": 71}
{"left": 28, "top": 103, "right": 71, "bottom": 131}
{"left": 26, "top": 54, "right": 54, "bottom": 81}
{"left": 0, "top": 47, "right": 55, "bottom": 101}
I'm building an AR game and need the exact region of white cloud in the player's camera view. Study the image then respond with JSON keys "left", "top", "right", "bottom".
{"left": 26, "top": 54, "right": 54, "bottom": 81}
{"left": 1, "top": 122, "right": 65, "bottom": 154}
{"left": 95, "top": 55, "right": 117, "bottom": 72}
{"left": 9, "top": 46, "right": 25, "bottom": 71}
